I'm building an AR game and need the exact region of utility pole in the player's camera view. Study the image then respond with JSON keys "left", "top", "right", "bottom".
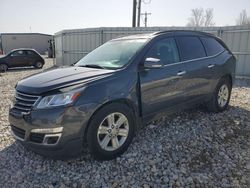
{"left": 141, "top": 12, "right": 152, "bottom": 27}
{"left": 137, "top": 0, "right": 142, "bottom": 27}
{"left": 132, "top": 0, "right": 137, "bottom": 27}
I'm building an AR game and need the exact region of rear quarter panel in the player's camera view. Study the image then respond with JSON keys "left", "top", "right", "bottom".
{"left": 210, "top": 51, "right": 236, "bottom": 92}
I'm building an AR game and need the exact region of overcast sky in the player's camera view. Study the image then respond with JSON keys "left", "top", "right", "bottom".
{"left": 0, "top": 0, "right": 249, "bottom": 35}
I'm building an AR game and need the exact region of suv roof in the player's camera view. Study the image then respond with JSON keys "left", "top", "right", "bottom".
{"left": 113, "top": 30, "right": 217, "bottom": 40}
{"left": 112, "top": 30, "right": 229, "bottom": 51}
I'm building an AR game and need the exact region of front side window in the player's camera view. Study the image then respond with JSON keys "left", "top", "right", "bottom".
{"left": 200, "top": 37, "right": 225, "bottom": 56}
{"left": 176, "top": 36, "right": 206, "bottom": 61}
{"left": 145, "top": 37, "right": 180, "bottom": 65}
{"left": 76, "top": 39, "right": 148, "bottom": 69}
{"left": 11, "top": 50, "right": 24, "bottom": 57}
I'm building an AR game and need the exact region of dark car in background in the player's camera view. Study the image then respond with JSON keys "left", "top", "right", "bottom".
{"left": 0, "top": 48, "right": 44, "bottom": 72}
{"left": 9, "top": 31, "right": 236, "bottom": 160}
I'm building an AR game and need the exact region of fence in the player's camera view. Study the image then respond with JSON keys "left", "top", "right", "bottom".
{"left": 54, "top": 26, "right": 250, "bottom": 77}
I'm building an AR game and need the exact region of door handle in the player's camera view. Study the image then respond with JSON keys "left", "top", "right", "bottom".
{"left": 177, "top": 71, "right": 186, "bottom": 76}
{"left": 208, "top": 64, "right": 215, "bottom": 68}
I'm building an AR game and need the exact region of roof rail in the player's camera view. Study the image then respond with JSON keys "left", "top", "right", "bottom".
{"left": 153, "top": 30, "right": 215, "bottom": 36}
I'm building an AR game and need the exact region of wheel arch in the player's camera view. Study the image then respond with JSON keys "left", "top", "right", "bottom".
{"left": 83, "top": 98, "right": 140, "bottom": 142}
{"left": 0, "top": 63, "right": 8, "bottom": 71}
{"left": 221, "top": 74, "right": 233, "bottom": 87}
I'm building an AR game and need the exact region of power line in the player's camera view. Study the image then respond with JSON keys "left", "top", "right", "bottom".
{"left": 137, "top": 0, "right": 142, "bottom": 27}
{"left": 141, "top": 12, "right": 152, "bottom": 27}
{"left": 132, "top": 0, "right": 152, "bottom": 27}
{"left": 132, "top": 0, "right": 137, "bottom": 27}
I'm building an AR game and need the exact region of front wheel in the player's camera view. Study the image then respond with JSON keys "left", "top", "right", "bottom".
{"left": 0, "top": 64, "right": 8, "bottom": 72}
{"left": 86, "top": 103, "right": 136, "bottom": 160}
{"left": 206, "top": 77, "right": 232, "bottom": 112}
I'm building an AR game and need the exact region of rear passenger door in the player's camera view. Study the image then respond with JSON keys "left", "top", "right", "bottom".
{"left": 26, "top": 50, "right": 37, "bottom": 66}
{"left": 200, "top": 37, "right": 226, "bottom": 91}
{"left": 176, "top": 36, "right": 212, "bottom": 101}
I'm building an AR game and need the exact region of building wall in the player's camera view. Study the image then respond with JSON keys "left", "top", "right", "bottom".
{"left": 54, "top": 26, "right": 250, "bottom": 77}
{"left": 1, "top": 33, "right": 52, "bottom": 55}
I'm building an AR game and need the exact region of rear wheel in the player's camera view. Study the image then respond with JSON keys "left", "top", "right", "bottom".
{"left": 86, "top": 103, "right": 136, "bottom": 160}
{"left": 206, "top": 77, "right": 232, "bottom": 112}
{"left": 34, "top": 61, "right": 43, "bottom": 69}
{"left": 0, "top": 64, "right": 8, "bottom": 72}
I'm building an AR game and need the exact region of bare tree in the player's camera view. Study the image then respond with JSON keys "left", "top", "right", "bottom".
{"left": 236, "top": 9, "right": 250, "bottom": 25}
{"left": 187, "top": 8, "right": 204, "bottom": 27}
{"left": 204, "top": 8, "right": 215, "bottom": 27}
{"left": 187, "top": 8, "right": 215, "bottom": 27}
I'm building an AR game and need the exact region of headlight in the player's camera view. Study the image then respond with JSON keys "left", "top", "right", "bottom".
{"left": 36, "top": 90, "right": 81, "bottom": 109}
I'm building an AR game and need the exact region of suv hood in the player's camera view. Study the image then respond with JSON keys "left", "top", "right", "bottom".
{"left": 16, "top": 66, "right": 115, "bottom": 95}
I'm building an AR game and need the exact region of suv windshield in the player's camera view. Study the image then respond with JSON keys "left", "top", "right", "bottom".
{"left": 75, "top": 39, "right": 148, "bottom": 69}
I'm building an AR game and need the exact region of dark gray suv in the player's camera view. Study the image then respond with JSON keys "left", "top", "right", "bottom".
{"left": 9, "top": 31, "right": 236, "bottom": 160}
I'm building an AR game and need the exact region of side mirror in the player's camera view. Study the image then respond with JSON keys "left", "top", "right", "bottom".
{"left": 144, "top": 57, "right": 164, "bottom": 69}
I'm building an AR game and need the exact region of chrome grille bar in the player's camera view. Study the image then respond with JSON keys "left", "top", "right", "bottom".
{"left": 13, "top": 91, "right": 40, "bottom": 114}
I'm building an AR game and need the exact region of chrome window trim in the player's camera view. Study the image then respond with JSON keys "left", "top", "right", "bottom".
{"left": 161, "top": 50, "right": 225, "bottom": 68}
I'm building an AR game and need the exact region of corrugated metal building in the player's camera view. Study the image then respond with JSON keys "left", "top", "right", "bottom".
{"left": 54, "top": 26, "right": 250, "bottom": 77}
{"left": 0, "top": 33, "right": 52, "bottom": 55}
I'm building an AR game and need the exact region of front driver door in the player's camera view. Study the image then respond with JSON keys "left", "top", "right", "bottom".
{"left": 8, "top": 50, "right": 27, "bottom": 67}
{"left": 139, "top": 37, "right": 188, "bottom": 117}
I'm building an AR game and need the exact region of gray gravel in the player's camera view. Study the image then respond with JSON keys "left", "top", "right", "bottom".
{"left": 0, "top": 59, "right": 250, "bottom": 188}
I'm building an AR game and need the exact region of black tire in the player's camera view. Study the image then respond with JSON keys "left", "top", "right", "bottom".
{"left": 0, "top": 64, "right": 8, "bottom": 72}
{"left": 206, "top": 77, "right": 232, "bottom": 112}
{"left": 34, "top": 61, "right": 43, "bottom": 69}
{"left": 86, "top": 103, "right": 136, "bottom": 160}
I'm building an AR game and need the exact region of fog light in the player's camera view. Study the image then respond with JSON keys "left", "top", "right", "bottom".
{"left": 43, "top": 133, "right": 61, "bottom": 145}
{"left": 46, "top": 136, "right": 59, "bottom": 144}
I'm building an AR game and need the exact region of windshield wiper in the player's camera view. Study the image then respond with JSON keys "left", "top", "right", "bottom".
{"left": 78, "top": 64, "right": 105, "bottom": 69}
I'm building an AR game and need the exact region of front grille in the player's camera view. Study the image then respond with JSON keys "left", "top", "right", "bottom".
{"left": 11, "top": 125, "right": 25, "bottom": 140}
{"left": 30, "top": 133, "right": 45, "bottom": 143}
{"left": 13, "top": 91, "right": 40, "bottom": 114}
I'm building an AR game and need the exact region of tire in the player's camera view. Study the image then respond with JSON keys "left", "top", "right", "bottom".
{"left": 0, "top": 64, "right": 8, "bottom": 72}
{"left": 206, "top": 77, "right": 232, "bottom": 112}
{"left": 34, "top": 62, "right": 43, "bottom": 69}
{"left": 86, "top": 103, "right": 136, "bottom": 160}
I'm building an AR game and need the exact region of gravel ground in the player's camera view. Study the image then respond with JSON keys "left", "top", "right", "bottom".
{"left": 0, "top": 59, "right": 249, "bottom": 188}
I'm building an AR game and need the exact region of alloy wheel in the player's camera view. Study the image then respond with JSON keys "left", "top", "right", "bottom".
{"left": 217, "top": 84, "right": 229, "bottom": 108}
{"left": 97, "top": 112, "right": 129, "bottom": 151}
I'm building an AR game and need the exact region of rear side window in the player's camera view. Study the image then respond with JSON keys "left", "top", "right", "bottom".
{"left": 200, "top": 37, "right": 225, "bottom": 56}
{"left": 26, "top": 50, "right": 37, "bottom": 56}
{"left": 176, "top": 36, "right": 206, "bottom": 61}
